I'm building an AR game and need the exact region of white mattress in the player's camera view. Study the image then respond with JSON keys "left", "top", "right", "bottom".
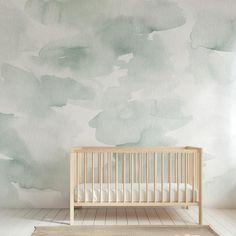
{"left": 75, "top": 183, "right": 198, "bottom": 202}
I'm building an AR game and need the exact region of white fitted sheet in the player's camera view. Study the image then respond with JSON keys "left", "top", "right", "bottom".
{"left": 75, "top": 183, "right": 198, "bottom": 202}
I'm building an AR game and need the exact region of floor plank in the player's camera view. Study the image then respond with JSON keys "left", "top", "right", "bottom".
{"left": 43, "top": 208, "right": 60, "bottom": 226}
{"left": 155, "top": 207, "right": 173, "bottom": 225}
{"left": 206, "top": 208, "right": 236, "bottom": 236}
{"left": 75, "top": 208, "right": 87, "bottom": 225}
{"left": 116, "top": 208, "right": 127, "bottom": 225}
{"left": 33, "top": 209, "right": 52, "bottom": 226}
{"left": 174, "top": 207, "right": 195, "bottom": 225}
{"left": 145, "top": 208, "right": 161, "bottom": 225}
{"left": 52, "top": 209, "right": 69, "bottom": 225}
{"left": 135, "top": 208, "right": 150, "bottom": 225}
{"left": 83, "top": 208, "right": 97, "bottom": 225}
{"left": 1, "top": 209, "right": 31, "bottom": 236}
{"left": 222, "top": 209, "right": 236, "bottom": 223}
{"left": 105, "top": 208, "right": 116, "bottom": 225}
{"left": 126, "top": 208, "right": 139, "bottom": 225}
{"left": 94, "top": 208, "right": 107, "bottom": 225}
{"left": 165, "top": 207, "right": 185, "bottom": 225}
{"left": 16, "top": 209, "right": 43, "bottom": 236}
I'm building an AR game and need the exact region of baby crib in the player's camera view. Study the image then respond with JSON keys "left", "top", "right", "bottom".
{"left": 70, "top": 146, "right": 202, "bottom": 225}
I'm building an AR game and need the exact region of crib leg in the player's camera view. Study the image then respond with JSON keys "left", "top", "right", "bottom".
{"left": 199, "top": 205, "right": 202, "bottom": 225}
{"left": 70, "top": 205, "right": 74, "bottom": 225}
{"left": 70, "top": 152, "right": 75, "bottom": 225}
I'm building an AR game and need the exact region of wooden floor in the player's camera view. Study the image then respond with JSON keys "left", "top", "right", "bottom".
{"left": 0, "top": 207, "right": 236, "bottom": 236}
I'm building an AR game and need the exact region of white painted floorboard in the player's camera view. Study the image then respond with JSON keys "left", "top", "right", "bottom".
{"left": 0, "top": 207, "right": 236, "bottom": 236}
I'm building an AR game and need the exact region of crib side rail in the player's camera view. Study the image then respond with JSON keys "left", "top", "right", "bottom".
{"left": 70, "top": 147, "right": 202, "bottom": 206}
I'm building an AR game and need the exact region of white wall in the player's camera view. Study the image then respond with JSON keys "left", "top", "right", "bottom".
{"left": 0, "top": 0, "right": 236, "bottom": 208}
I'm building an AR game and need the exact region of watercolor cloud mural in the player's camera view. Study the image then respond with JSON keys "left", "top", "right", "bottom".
{"left": 0, "top": 0, "right": 236, "bottom": 207}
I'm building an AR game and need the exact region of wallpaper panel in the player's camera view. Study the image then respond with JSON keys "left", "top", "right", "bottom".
{"left": 0, "top": 0, "right": 236, "bottom": 207}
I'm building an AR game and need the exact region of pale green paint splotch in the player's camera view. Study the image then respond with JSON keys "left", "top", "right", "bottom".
{"left": 0, "top": 63, "right": 94, "bottom": 116}
{"left": 89, "top": 99, "right": 192, "bottom": 145}
{"left": 191, "top": 14, "right": 236, "bottom": 52}
{"left": 25, "top": 0, "right": 186, "bottom": 30}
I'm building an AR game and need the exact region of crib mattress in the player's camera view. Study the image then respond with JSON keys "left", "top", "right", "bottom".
{"left": 75, "top": 183, "right": 198, "bottom": 203}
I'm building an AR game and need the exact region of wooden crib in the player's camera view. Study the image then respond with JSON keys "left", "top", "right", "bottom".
{"left": 70, "top": 146, "right": 202, "bottom": 225}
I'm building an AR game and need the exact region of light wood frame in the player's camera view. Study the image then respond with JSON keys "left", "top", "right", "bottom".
{"left": 70, "top": 146, "right": 202, "bottom": 225}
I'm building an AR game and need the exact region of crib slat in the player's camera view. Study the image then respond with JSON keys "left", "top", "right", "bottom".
{"left": 116, "top": 153, "right": 118, "bottom": 203}
{"left": 103, "top": 152, "right": 106, "bottom": 183}
{"left": 191, "top": 154, "right": 193, "bottom": 186}
{"left": 106, "top": 153, "right": 108, "bottom": 192}
{"left": 192, "top": 152, "right": 195, "bottom": 202}
{"left": 146, "top": 153, "right": 149, "bottom": 203}
{"left": 195, "top": 152, "right": 197, "bottom": 201}
{"left": 140, "top": 154, "right": 143, "bottom": 183}
{"left": 181, "top": 155, "right": 184, "bottom": 183}
{"left": 139, "top": 154, "right": 141, "bottom": 203}
{"left": 154, "top": 152, "right": 157, "bottom": 202}
{"left": 76, "top": 152, "right": 79, "bottom": 203}
{"left": 134, "top": 154, "right": 136, "bottom": 183}
{"left": 80, "top": 153, "right": 83, "bottom": 186}
{"left": 70, "top": 151, "right": 76, "bottom": 223}
{"left": 199, "top": 149, "right": 203, "bottom": 224}
{"left": 123, "top": 153, "right": 126, "bottom": 203}
{"left": 134, "top": 153, "right": 139, "bottom": 183}
{"left": 177, "top": 153, "right": 179, "bottom": 202}
{"left": 188, "top": 153, "right": 191, "bottom": 186}
{"left": 196, "top": 152, "right": 199, "bottom": 196}
{"left": 92, "top": 152, "right": 94, "bottom": 203}
{"left": 161, "top": 153, "right": 164, "bottom": 202}
{"left": 169, "top": 153, "right": 172, "bottom": 202}
{"left": 129, "top": 154, "right": 131, "bottom": 183}
{"left": 175, "top": 153, "right": 177, "bottom": 183}
{"left": 136, "top": 154, "right": 138, "bottom": 183}
{"left": 111, "top": 153, "right": 113, "bottom": 202}
{"left": 100, "top": 153, "right": 103, "bottom": 203}
{"left": 196, "top": 152, "right": 199, "bottom": 201}
{"left": 75, "top": 152, "right": 78, "bottom": 188}
{"left": 185, "top": 153, "right": 188, "bottom": 205}
{"left": 84, "top": 153, "right": 87, "bottom": 203}
{"left": 108, "top": 152, "right": 110, "bottom": 203}
{"left": 131, "top": 153, "right": 133, "bottom": 203}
